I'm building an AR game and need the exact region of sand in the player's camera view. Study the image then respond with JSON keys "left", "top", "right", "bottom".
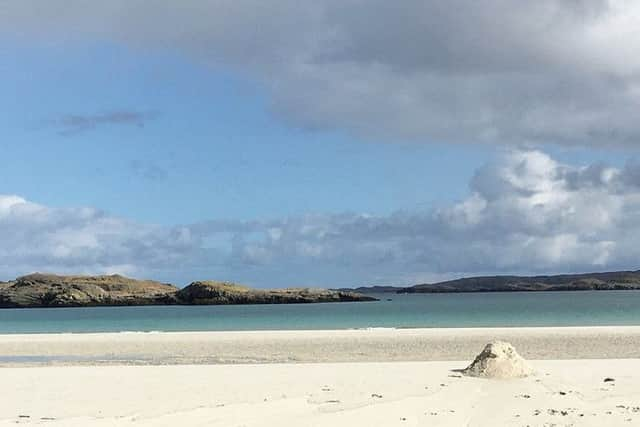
{"left": 2, "top": 360, "right": 640, "bottom": 426}
{"left": 2, "top": 326, "right": 640, "bottom": 365}
{"left": 463, "top": 341, "right": 534, "bottom": 379}
{"left": 2, "top": 327, "right": 640, "bottom": 426}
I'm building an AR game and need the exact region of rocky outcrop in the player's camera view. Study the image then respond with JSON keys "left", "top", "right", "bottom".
{"left": 176, "top": 281, "right": 378, "bottom": 305}
{"left": 0, "top": 274, "right": 377, "bottom": 308}
{"left": 0, "top": 273, "right": 179, "bottom": 308}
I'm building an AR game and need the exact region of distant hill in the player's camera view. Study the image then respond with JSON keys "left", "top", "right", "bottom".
{"left": 404, "top": 270, "right": 640, "bottom": 293}
{"left": 0, "top": 273, "right": 376, "bottom": 308}
{"left": 346, "top": 270, "right": 640, "bottom": 294}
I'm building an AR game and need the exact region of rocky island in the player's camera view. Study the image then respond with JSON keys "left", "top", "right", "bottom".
{"left": 176, "top": 281, "right": 375, "bottom": 305}
{"left": 0, "top": 273, "right": 376, "bottom": 308}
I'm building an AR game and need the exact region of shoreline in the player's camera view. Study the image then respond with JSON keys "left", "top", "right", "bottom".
{"left": 2, "top": 323, "right": 640, "bottom": 335}
{"left": 2, "top": 326, "right": 640, "bottom": 366}
{"left": 3, "top": 324, "right": 640, "bottom": 336}
{"left": 3, "top": 323, "right": 640, "bottom": 334}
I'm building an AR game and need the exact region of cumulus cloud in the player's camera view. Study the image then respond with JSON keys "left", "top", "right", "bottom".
{"left": 0, "top": 195, "right": 204, "bottom": 281}
{"left": 218, "top": 150, "right": 640, "bottom": 284}
{"left": 3, "top": 150, "right": 640, "bottom": 286}
{"left": 2, "top": 1, "right": 640, "bottom": 146}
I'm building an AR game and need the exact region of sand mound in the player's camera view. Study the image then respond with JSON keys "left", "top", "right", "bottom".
{"left": 462, "top": 341, "right": 533, "bottom": 379}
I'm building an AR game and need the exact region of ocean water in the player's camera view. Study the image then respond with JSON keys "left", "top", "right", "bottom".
{"left": 1, "top": 290, "right": 640, "bottom": 333}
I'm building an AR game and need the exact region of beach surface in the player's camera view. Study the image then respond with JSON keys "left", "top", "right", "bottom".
{"left": 2, "top": 326, "right": 640, "bottom": 365}
{"left": 2, "top": 327, "right": 640, "bottom": 426}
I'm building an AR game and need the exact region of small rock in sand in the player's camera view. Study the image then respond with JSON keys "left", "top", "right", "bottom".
{"left": 462, "top": 341, "right": 533, "bottom": 379}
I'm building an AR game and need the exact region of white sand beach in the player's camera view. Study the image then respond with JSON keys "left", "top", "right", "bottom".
{"left": 2, "top": 327, "right": 640, "bottom": 426}
{"left": 2, "top": 326, "right": 640, "bottom": 365}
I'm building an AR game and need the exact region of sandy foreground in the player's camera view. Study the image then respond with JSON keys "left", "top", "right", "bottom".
{"left": 1, "top": 327, "right": 640, "bottom": 426}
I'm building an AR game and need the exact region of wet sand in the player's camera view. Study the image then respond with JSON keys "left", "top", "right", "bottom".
{"left": 1, "top": 326, "right": 640, "bottom": 366}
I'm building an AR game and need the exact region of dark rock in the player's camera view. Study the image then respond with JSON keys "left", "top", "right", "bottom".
{"left": 176, "top": 281, "right": 377, "bottom": 305}
{"left": 0, "top": 273, "right": 377, "bottom": 308}
{"left": 0, "top": 273, "right": 178, "bottom": 308}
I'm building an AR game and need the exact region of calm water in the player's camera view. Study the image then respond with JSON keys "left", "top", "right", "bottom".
{"left": 1, "top": 291, "right": 640, "bottom": 333}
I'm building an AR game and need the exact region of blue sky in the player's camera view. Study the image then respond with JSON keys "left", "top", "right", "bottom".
{"left": 2, "top": 2, "right": 640, "bottom": 287}
{"left": 1, "top": 42, "right": 498, "bottom": 225}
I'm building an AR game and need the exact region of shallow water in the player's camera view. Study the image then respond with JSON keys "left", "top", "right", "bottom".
{"left": 1, "top": 290, "right": 640, "bottom": 333}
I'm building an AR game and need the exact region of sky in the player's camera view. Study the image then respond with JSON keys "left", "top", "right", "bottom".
{"left": 1, "top": 1, "right": 640, "bottom": 287}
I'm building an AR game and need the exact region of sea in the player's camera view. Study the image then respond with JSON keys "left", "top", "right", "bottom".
{"left": 1, "top": 290, "right": 640, "bottom": 333}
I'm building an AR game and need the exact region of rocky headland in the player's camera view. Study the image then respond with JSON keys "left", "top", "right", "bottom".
{"left": 0, "top": 273, "right": 376, "bottom": 308}
{"left": 176, "top": 281, "right": 376, "bottom": 305}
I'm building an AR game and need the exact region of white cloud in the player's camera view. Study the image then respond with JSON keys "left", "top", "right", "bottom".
{"left": 3, "top": 150, "right": 640, "bottom": 286}
{"left": 219, "top": 150, "right": 640, "bottom": 282}
{"left": 2, "top": 0, "right": 640, "bottom": 146}
{"left": 0, "top": 195, "right": 205, "bottom": 281}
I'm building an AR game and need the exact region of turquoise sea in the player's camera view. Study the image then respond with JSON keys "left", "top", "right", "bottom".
{"left": 1, "top": 291, "right": 640, "bottom": 333}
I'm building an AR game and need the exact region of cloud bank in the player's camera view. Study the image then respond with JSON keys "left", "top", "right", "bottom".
{"left": 2, "top": 0, "right": 640, "bottom": 146}
{"left": 3, "top": 150, "right": 640, "bottom": 286}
